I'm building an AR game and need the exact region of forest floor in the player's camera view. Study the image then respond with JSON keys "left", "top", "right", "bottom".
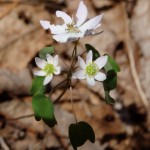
{"left": 0, "top": 0, "right": 150, "bottom": 150}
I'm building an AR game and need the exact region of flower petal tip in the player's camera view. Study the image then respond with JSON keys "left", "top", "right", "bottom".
{"left": 40, "top": 20, "right": 50, "bottom": 30}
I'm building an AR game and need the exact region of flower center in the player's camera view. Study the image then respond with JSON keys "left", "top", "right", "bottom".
{"left": 66, "top": 22, "right": 80, "bottom": 33}
{"left": 43, "top": 64, "right": 55, "bottom": 76}
{"left": 85, "top": 62, "right": 99, "bottom": 77}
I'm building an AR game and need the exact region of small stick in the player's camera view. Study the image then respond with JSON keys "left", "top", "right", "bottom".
{"left": 70, "top": 87, "right": 77, "bottom": 123}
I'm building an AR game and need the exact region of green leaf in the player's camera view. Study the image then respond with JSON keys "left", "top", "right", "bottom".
{"left": 85, "top": 44, "right": 100, "bottom": 60}
{"left": 104, "top": 70, "right": 117, "bottom": 90}
{"left": 104, "top": 55, "right": 120, "bottom": 73}
{"left": 30, "top": 76, "right": 46, "bottom": 95}
{"left": 32, "top": 94, "right": 57, "bottom": 127}
{"left": 39, "top": 46, "right": 54, "bottom": 60}
{"left": 69, "top": 121, "right": 95, "bottom": 150}
{"left": 43, "top": 114, "right": 57, "bottom": 128}
{"left": 103, "top": 82, "right": 115, "bottom": 104}
{"left": 104, "top": 90, "right": 115, "bottom": 104}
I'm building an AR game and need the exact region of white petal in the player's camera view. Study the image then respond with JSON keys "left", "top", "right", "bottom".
{"left": 43, "top": 75, "right": 53, "bottom": 85}
{"left": 46, "top": 54, "right": 53, "bottom": 64}
{"left": 68, "top": 32, "right": 85, "bottom": 39}
{"left": 86, "top": 50, "right": 93, "bottom": 64}
{"left": 49, "top": 24, "right": 66, "bottom": 34}
{"left": 40, "top": 20, "right": 51, "bottom": 29}
{"left": 94, "top": 55, "right": 108, "bottom": 69}
{"left": 53, "top": 55, "right": 58, "bottom": 66}
{"left": 72, "top": 70, "right": 85, "bottom": 79}
{"left": 86, "top": 76, "right": 95, "bottom": 86}
{"left": 52, "top": 32, "right": 84, "bottom": 43}
{"left": 35, "top": 57, "right": 46, "bottom": 69}
{"left": 76, "top": 1, "right": 88, "bottom": 26}
{"left": 94, "top": 72, "right": 106, "bottom": 81}
{"left": 91, "top": 31, "right": 103, "bottom": 36}
{"left": 34, "top": 70, "right": 46, "bottom": 76}
{"left": 54, "top": 66, "right": 61, "bottom": 75}
{"left": 78, "top": 56, "right": 86, "bottom": 69}
{"left": 94, "top": 23, "right": 101, "bottom": 30}
{"left": 56, "top": 11, "right": 72, "bottom": 24}
{"left": 80, "top": 14, "right": 103, "bottom": 31}
{"left": 52, "top": 33, "right": 70, "bottom": 43}
{"left": 40, "top": 20, "right": 66, "bottom": 34}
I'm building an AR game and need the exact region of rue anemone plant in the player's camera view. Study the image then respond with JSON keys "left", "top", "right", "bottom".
{"left": 30, "top": 1, "right": 120, "bottom": 150}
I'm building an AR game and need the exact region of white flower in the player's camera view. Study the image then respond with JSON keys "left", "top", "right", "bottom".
{"left": 34, "top": 54, "right": 61, "bottom": 85}
{"left": 72, "top": 50, "right": 108, "bottom": 86}
{"left": 40, "top": 1, "right": 103, "bottom": 43}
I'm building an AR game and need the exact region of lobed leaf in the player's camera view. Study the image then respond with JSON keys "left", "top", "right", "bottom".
{"left": 104, "top": 70, "right": 117, "bottom": 90}
{"left": 104, "top": 55, "right": 120, "bottom": 73}
{"left": 32, "top": 94, "right": 57, "bottom": 127}
{"left": 69, "top": 121, "right": 95, "bottom": 150}
{"left": 30, "top": 76, "right": 46, "bottom": 95}
{"left": 39, "top": 46, "right": 54, "bottom": 60}
{"left": 85, "top": 44, "right": 100, "bottom": 60}
{"left": 104, "top": 90, "right": 115, "bottom": 104}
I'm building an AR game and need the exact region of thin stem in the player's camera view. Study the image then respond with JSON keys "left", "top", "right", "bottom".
{"left": 72, "top": 49, "right": 86, "bottom": 70}
{"left": 49, "top": 79, "right": 67, "bottom": 96}
{"left": 7, "top": 114, "right": 34, "bottom": 121}
{"left": 53, "top": 86, "right": 68, "bottom": 104}
{"left": 70, "top": 39, "right": 80, "bottom": 69}
{"left": 121, "top": 2, "right": 149, "bottom": 110}
{"left": 59, "top": 57, "right": 69, "bottom": 68}
{"left": 70, "top": 87, "right": 77, "bottom": 123}
{"left": 53, "top": 39, "right": 80, "bottom": 104}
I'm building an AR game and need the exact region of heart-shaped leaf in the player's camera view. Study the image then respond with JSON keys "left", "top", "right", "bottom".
{"left": 32, "top": 94, "right": 57, "bottom": 127}
{"left": 39, "top": 46, "right": 54, "bottom": 60}
{"left": 69, "top": 121, "right": 95, "bottom": 150}
{"left": 85, "top": 44, "right": 100, "bottom": 60}
{"left": 30, "top": 76, "right": 46, "bottom": 95}
{"left": 104, "top": 90, "right": 115, "bottom": 104}
{"left": 104, "top": 70, "right": 117, "bottom": 90}
{"left": 104, "top": 55, "right": 120, "bottom": 73}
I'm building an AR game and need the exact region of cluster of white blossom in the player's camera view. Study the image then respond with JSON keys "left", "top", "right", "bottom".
{"left": 34, "top": 1, "right": 108, "bottom": 86}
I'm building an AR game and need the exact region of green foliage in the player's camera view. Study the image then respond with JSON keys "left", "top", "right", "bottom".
{"left": 30, "top": 76, "right": 46, "bottom": 95}
{"left": 39, "top": 46, "right": 54, "bottom": 60}
{"left": 104, "top": 70, "right": 117, "bottom": 90}
{"left": 102, "top": 54, "right": 120, "bottom": 104}
{"left": 32, "top": 94, "right": 57, "bottom": 127}
{"left": 104, "top": 90, "right": 115, "bottom": 104}
{"left": 85, "top": 44, "right": 100, "bottom": 60}
{"left": 104, "top": 55, "right": 120, "bottom": 73}
{"left": 29, "top": 41, "right": 120, "bottom": 150}
{"left": 69, "top": 121, "right": 95, "bottom": 150}
{"left": 30, "top": 46, "right": 57, "bottom": 127}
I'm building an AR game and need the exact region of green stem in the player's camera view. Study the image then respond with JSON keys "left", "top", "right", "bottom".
{"left": 53, "top": 39, "right": 79, "bottom": 104}
{"left": 49, "top": 79, "right": 67, "bottom": 96}
{"left": 70, "top": 39, "right": 79, "bottom": 68}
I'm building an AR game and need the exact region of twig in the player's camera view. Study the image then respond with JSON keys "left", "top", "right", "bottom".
{"left": 8, "top": 114, "right": 34, "bottom": 121}
{"left": 0, "top": 137, "right": 10, "bottom": 150}
{"left": 122, "top": 2, "right": 149, "bottom": 110}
